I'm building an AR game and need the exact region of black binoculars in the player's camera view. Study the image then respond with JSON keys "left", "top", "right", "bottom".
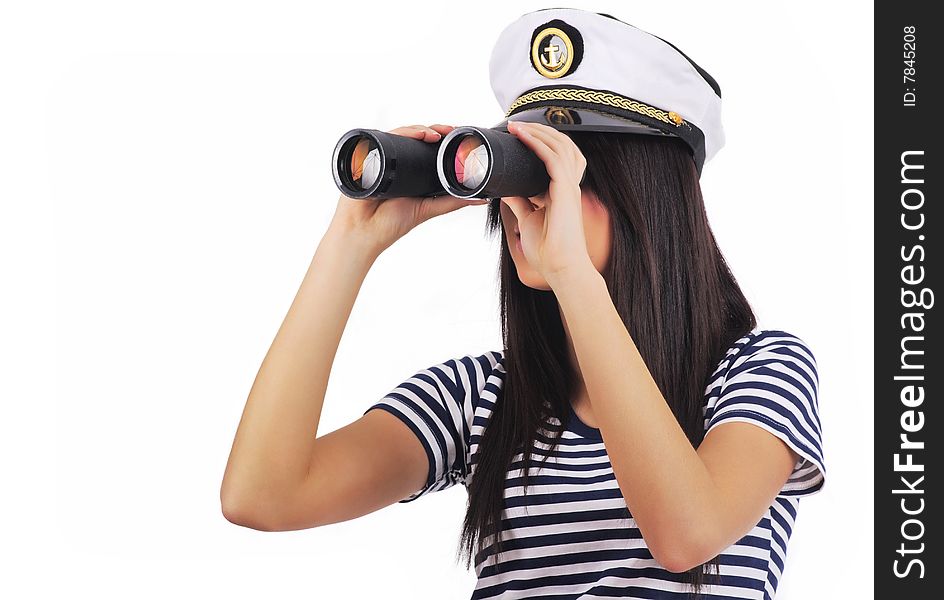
{"left": 331, "top": 126, "right": 559, "bottom": 201}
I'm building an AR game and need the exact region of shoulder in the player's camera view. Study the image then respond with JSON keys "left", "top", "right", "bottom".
{"left": 704, "top": 327, "right": 819, "bottom": 411}
{"left": 426, "top": 349, "right": 506, "bottom": 404}
{"left": 446, "top": 350, "right": 505, "bottom": 383}
{"left": 468, "top": 349, "right": 506, "bottom": 372}
{"left": 464, "top": 349, "right": 506, "bottom": 392}
{"left": 711, "top": 327, "right": 817, "bottom": 383}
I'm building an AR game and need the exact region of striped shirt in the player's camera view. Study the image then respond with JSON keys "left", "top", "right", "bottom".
{"left": 364, "top": 328, "right": 826, "bottom": 599}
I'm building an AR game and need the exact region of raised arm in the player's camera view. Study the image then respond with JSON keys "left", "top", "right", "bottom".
{"left": 219, "top": 124, "right": 489, "bottom": 531}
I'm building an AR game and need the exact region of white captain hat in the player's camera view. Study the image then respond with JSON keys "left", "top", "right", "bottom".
{"left": 489, "top": 7, "right": 724, "bottom": 176}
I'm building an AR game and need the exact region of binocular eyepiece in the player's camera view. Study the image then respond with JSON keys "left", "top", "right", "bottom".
{"left": 331, "top": 125, "right": 559, "bottom": 201}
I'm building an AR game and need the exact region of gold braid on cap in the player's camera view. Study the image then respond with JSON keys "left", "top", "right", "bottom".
{"left": 505, "top": 87, "right": 688, "bottom": 128}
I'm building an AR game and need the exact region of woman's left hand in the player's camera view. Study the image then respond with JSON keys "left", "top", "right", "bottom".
{"left": 501, "top": 121, "right": 595, "bottom": 285}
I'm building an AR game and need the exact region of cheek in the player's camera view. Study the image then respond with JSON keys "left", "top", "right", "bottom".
{"left": 583, "top": 201, "right": 611, "bottom": 269}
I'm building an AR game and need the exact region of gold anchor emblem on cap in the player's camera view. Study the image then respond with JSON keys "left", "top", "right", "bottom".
{"left": 541, "top": 45, "right": 564, "bottom": 70}
{"left": 544, "top": 106, "right": 577, "bottom": 125}
{"left": 531, "top": 26, "right": 575, "bottom": 79}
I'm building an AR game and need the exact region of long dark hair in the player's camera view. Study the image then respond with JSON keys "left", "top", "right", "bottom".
{"left": 455, "top": 129, "right": 757, "bottom": 597}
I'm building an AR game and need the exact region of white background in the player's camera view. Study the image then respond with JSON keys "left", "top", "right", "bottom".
{"left": 1, "top": 1, "right": 873, "bottom": 598}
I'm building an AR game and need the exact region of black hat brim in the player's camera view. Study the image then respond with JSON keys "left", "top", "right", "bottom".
{"left": 491, "top": 105, "right": 671, "bottom": 136}
{"left": 491, "top": 103, "right": 706, "bottom": 176}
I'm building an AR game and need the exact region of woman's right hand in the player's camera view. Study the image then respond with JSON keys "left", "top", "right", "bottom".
{"left": 328, "top": 124, "right": 490, "bottom": 256}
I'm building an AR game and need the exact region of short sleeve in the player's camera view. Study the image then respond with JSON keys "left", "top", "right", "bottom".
{"left": 705, "top": 330, "right": 826, "bottom": 497}
{"left": 363, "top": 351, "right": 500, "bottom": 503}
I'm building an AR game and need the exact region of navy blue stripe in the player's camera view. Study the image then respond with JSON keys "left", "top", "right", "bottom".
{"left": 776, "top": 496, "right": 798, "bottom": 519}
{"left": 503, "top": 457, "right": 617, "bottom": 472}
{"left": 505, "top": 471, "right": 616, "bottom": 487}
{"left": 501, "top": 506, "right": 633, "bottom": 530}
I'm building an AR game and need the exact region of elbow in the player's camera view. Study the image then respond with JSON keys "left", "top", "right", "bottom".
{"left": 649, "top": 533, "right": 717, "bottom": 574}
{"left": 221, "top": 486, "right": 324, "bottom": 532}
{"left": 220, "top": 486, "right": 284, "bottom": 532}
{"left": 654, "top": 548, "right": 698, "bottom": 574}
{"left": 221, "top": 493, "right": 266, "bottom": 531}
{"left": 221, "top": 501, "right": 265, "bottom": 531}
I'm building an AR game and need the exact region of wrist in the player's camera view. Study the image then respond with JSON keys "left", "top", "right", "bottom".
{"left": 545, "top": 259, "right": 601, "bottom": 290}
{"left": 321, "top": 220, "right": 384, "bottom": 266}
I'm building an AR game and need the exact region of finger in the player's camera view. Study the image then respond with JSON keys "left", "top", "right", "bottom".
{"left": 515, "top": 122, "right": 569, "bottom": 155}
{"left": 513, "top": 123, "right": 584, "bottom": 183}
{"left": 521, "top": 123, "right": 583, "bottom": 168}
{"left": 429, "top": 124, "right": 455, "bottom": 135}
{"left": 508, "top": 123, "right": 559, "bottom": 173}
{"left": 406, "top": 124, "right": 443, "bottom": 142}
{"left": 390, "top": 126, "right": 429, "bottom": 139}
{"left": 518, "top": 121, "right": 563, "bottom": 139}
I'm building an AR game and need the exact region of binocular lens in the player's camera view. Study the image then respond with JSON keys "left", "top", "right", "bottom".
{"left": 332, "top": 128, "right": 447, "bottom": 199}
{"left": 437, "top": 126, "right": 549, "bottom": 199}
{"left": 335, "top": 133, "right": 383, "bottom": 193}
{"left": 454, "top": 134, "right": 489, "bottom": 191}
{"left": 349, "top": 137, "right": 382, "bottom": 190}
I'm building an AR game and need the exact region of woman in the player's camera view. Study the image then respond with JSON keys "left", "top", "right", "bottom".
{"left": 221, "top": 8, "right": 826, "bottom": 599}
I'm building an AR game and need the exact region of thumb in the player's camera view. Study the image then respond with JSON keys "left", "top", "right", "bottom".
{"left": 500, "top": 196, "right": 532, "bottom": 224}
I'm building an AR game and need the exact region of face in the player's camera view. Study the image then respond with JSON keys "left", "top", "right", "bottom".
{"left": 498, "top": 186, "right": 612, "bottom": 291}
